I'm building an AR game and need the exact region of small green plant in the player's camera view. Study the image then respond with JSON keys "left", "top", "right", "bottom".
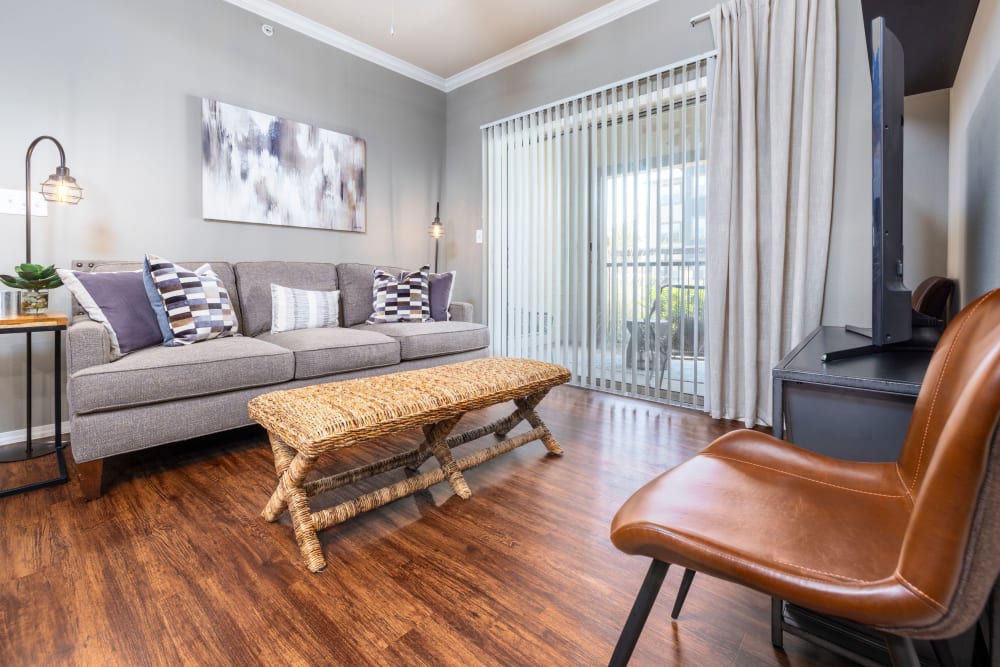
{"left": 0, "top": 263, "right": 62, "bottom": 291}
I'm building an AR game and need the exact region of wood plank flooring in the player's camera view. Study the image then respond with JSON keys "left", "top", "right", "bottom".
{"left": 0, "top": 386, "right": 857, "bottom": 666}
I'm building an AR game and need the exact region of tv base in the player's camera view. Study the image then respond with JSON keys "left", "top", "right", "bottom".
{"left": 821, "top": 324, "right": 943, "bottom": 362}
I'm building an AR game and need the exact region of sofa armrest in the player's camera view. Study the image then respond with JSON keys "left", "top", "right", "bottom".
{"left": 67, "top": 316, "right": 112, "bottom": 376}
{"left": 448, "top": 301, "right": 475, "bottom": 323}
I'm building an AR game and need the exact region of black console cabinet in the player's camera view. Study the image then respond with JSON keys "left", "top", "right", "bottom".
{"left": 772, "top": 326, "right": 932, "bottom": 461}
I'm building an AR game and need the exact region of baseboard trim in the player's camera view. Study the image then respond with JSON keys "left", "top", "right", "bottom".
{"left": 0, "top": 421, "right": 71, "bottom": 446}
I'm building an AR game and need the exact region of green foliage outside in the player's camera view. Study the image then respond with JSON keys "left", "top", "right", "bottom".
{"left": 637, "top": 284, "right": 705, "bottom": 328}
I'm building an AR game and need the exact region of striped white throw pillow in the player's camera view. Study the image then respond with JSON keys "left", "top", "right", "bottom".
{"left": 270, "top": 284, "right": 341, "bottom": 334}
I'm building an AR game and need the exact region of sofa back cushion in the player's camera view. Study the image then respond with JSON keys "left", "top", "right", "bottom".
{"left": 234, "top": 261, "right": 340, "bottom": 337}
{"left": 69, "top": 260, "right": 241, "bottom": 331}
{"left": 337, "top": 262, "right": 405, "bottom": 327}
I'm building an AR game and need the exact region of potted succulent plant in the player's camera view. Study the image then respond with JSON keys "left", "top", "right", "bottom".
{"left": 0, "top": 263, "right": 63, "bottom": 314}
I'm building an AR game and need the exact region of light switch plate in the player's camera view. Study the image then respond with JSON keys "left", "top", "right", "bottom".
{"left": 475, "top": 229, "right": 483, "bottom": 244}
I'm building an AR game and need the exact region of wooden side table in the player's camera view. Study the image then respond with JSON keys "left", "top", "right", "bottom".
{"left": 0, "top": 312, "right": 69, "bottom": 497}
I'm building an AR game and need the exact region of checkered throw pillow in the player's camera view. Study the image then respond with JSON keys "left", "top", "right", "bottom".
{"left": 367, "top": 265, "right": 430, "bottom": 323}
{"left": 146, "top": 254, "right": 238, "bottom": 345}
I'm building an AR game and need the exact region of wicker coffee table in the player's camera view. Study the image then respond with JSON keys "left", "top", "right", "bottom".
{"left": 248, "top": 357, "right": 571, "bottom": 572}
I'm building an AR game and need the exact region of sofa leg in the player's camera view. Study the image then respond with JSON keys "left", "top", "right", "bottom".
{"left": 77, "top": 459, "right": 104, "bottom": 500}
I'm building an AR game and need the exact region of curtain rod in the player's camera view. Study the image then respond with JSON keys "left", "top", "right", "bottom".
{"left": 690, "top": 11, "right": 710, "bottom": 26}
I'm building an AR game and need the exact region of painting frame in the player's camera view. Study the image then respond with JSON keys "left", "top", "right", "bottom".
{"left": 201, "top": 98, "right": 366, "bottom": 233}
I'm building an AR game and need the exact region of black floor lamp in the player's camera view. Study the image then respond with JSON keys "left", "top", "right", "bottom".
{"left": 429, "top": 202, "right": 444, "bottom": 273}
{"left": 0, "top": 136, "right": 84, "bottom": 474}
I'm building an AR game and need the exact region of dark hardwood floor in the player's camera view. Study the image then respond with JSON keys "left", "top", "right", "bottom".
{"left": 0, "top": 386, "right": 857, "bottom": 666}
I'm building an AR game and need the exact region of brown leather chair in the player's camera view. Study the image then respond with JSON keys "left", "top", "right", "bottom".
{"left": 608, "top": 288, "right": 1000, "bottom": 666}
{"left": 912, "top": 276, "right": 957, "bottom": 323}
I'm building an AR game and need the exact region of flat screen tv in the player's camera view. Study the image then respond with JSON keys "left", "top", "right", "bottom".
{"left": 824, "top": 17, "right": 930, "bottom": 361}
{"left": 864, "top": 16, "right": 911, "bottom": 346}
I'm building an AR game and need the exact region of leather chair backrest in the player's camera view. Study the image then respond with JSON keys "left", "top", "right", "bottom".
{"left": 912, "top": 276, "right": 956, "bottom": 323}
{"left": 895, "top": 288, "right": 1000, "bottom": 636}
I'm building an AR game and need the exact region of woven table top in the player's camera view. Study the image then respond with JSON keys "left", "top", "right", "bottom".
{"left": 248, "top": 357, "right": 570, "bottom": 456}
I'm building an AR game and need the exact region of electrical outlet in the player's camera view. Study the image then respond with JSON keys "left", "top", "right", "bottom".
{"left": 475, "top": 229, "right": 483, "bottom": 244}
{"left": 0, "top": 188, "right": 48, "bottom": 216}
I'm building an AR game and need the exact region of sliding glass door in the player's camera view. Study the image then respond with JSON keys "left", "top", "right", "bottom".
{"left": 483, "top": 55, "right": 712, "bottom": 407}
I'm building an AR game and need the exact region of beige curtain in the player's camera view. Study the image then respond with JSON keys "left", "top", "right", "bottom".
{"left": 705, "top": 0, "right": 837, "bottom": 426}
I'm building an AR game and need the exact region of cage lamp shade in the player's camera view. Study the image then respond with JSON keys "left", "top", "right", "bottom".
{"left": 429, "top": 202, "right": 444, "bottom": 238}
{"left": 40, "top": 165, "right": 83, "bottom": 205}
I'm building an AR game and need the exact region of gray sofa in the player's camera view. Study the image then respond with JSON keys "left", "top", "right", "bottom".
{"left": 65, "top": 259, "right": 489, "bottom": 498}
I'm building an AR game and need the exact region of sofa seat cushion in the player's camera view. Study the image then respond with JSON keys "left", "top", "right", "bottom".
{"left": 70, "top": 336, "right": 294, "bottom": 414}
{"left": 352, "top": 321, "right": 489, "bottom": 360}
{"left": 257, "top": 328, "right": 400, "bottom": 379}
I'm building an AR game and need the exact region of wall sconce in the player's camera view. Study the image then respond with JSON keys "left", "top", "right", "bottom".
{"left": 429, "top": 201, "right": 444, "bottom": 273}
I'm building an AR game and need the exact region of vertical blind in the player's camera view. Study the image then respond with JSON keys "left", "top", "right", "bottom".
{"left": 482, "top": 53, "right": 714, "bottom": 406}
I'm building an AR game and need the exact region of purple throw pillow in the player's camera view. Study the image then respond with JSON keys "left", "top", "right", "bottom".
{"left": 428, "top": 271, "right": 455, "bottom": 321}
{"left": 58, "top": 269, "right": 163, "bottom": 359}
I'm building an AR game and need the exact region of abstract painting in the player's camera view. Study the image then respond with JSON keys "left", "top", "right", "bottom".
{"left": 201, "top": 98, "right": 366, "bottom": 232}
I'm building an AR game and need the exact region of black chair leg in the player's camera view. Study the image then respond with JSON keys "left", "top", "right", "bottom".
{"left": 670, "top": 569, "right": 697, "bottom": 619}
{"left": 771, "top": 598, "right": 784, "bottom": 648}
{"left": 609, "top": 560, "right": 670, "bottom": 667}
{"left": 930, "top": 638, "right": 956, "bottom": 667}
{"left": 883, "top": 634, "right": 919, "bottom": 667}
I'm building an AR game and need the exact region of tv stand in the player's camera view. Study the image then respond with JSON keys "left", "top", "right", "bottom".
{"left": 821, "top": 316, "right": 943, "bottom": 362}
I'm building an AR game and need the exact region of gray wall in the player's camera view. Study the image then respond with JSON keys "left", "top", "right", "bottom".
{"left": 950, "top": 0, "right": 1000, "bottom": 304}
{"left": 903, "top": 90, "right": 951, "bottom": 287}
{"left": 821, "top": 0, "right": 874, "bottom": 327}
{"left": 0, "top": 0, "right": 445, "bottom": 436}
{"left": 963, "top": 71, "right": 1000, "bottom": 301}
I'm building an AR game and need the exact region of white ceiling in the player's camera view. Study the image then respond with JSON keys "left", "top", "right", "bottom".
{"left": 223, "top": 0, "right": 663, "bottom": 91}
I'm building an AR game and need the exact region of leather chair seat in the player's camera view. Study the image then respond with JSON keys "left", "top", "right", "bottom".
{"left": 611, "top": 430, "right": 931, "bottom": 628}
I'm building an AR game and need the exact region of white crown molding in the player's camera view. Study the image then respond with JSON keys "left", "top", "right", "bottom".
{"left": 220, "top": 0, "right": 448, "bottom": 90}
{"left": 443, "top": 0, "right": 663, "bottom": 91}
{"left": 221, "top": 0, "right": 663, "bottom": 93}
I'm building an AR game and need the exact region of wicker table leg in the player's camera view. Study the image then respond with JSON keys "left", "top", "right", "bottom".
{"left": 493, "top": 389, "right": 553, "bottom": 440}
{"left": 404, "top": 436, "right": 434, "bottom": 473}
{"left": 261, "top": 437, "right": 326, "bottom": 573}
{"left": 424, "top": 416, "right": 471, "bottom": 499}
{"left": 262, "top": 433, "right": 295, "bottom": 517}
{"left": 516, "top": 391, "right": 563, "bottom": 455}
